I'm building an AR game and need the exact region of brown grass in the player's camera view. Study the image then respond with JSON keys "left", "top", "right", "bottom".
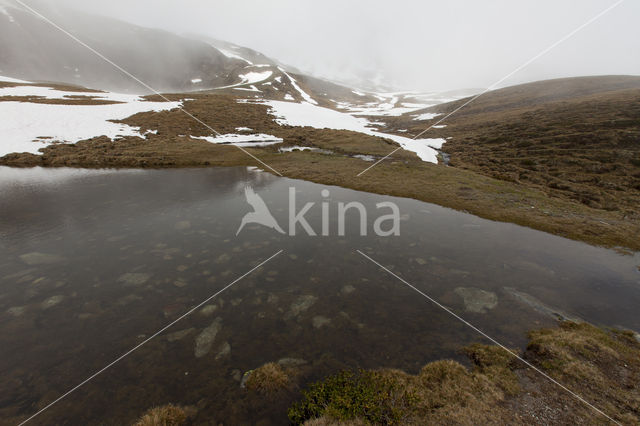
{"left": 525, "top": 321, "right": 640, "bottom": 423}
{"left": 386, "top": 76, "right": 640, "bottom": 220}
{"left": 303, "top": 417, "right": 368, "bottom": 426}
{"left": 132, "top": 404, "right": 187, "bottom": 426}
{"left": 245, "top": 362, "right": 292, "bottom": 395}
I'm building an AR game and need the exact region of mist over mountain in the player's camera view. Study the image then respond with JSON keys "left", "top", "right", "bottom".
{"left": 0, "top": 0, "right": 249, "bottom": 93}
{"left": 26, "top": 0, "right": 640, "bottom": 93}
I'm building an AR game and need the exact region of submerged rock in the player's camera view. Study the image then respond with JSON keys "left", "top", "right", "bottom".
{"left": 267, "top": 294, "right": 279, "bottom": 304}
{"left": 277, "top": 357, "right": 307, "bottom": 367}
{"left": 200, "top": 304, "right": 218, "bottom": 316}
{"left": 216, "top": 341, "right": 231, "bottom": 359}
{"left": 41, "top": 295, "right": 65, "bottom": 309}
{"left": 19, "top": 252, "right": 65, "bottom": 265}
{"left": 117, "top": 272, "right": 151, "bottom": 286}
{"left": 116, "top": 294, "right": 142, "bottom": 306}
{"left": 166, "top": 328, "right": 195, "bottom": 342}
{"left": 173, "top": 280, "right": 188, "bottom": 288}
{"left": 163, "top": 303, "right": 184, "bottom": 318}
{"left": 194, "top": 317, "right": 223, "bottom": 358}
{"left": 174, "top": 220, "right": 191, "bottom": 231}
{"left": 285, "top": 295, "right": 318, "bottom": 319}
{"left": 6, "top": 306, "right": 26, "bottom": 317}
{"left": 511, "top": 260, "right": 555, "bottom": 276}
{"left": 312, "top": 315, "right": 331, "bottom": 329}
{"left": 231, "top": 369, "right": 242, "bottom": 382}
{"left": 503, "top": 287, "right": 581, "bottom": 322}
{"left": 454, "top": 287, "right": 498, "bottom": 313}
{"left": 340, "top": 285, "right": 356, "bottom": 295}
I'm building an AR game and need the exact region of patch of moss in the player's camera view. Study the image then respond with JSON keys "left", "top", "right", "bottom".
{"left": 290, "top": 322, "right": 640, "bottom": 424}
{"left": 288, "top": 348, "right": 518, "bottom": 424}
{"left": 288, "top": 369, "right": 419, "bottom": 425}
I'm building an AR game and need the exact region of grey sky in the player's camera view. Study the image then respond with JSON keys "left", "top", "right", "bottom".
{"left": 56, "top": 0, "right": 639, "bottom": 91}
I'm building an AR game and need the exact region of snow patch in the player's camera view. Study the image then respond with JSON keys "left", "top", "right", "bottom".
{"left": 192, "top": 133, "right": 282, "bottom": 147}
{"left": 413, "top": 112, "right": 442, "bottom": 121}
{"left": 0, "top": 85, "right": 140, "bottom": 102}
{"left": 216, "top": 47, "right": 253, "bottom": 65}
{"left": 258, "top": 100, "right": 445, "bottom": 163}
{"left": 234, "top": 85, "right": 261, "bottom": 92}
{"left": 279, "top": 146, "right": 313, "bottom": 152}
{"left": 0, "top": 75, "right": 29, "bottom": 84}
{"left": 237, "top": 71, "right": 272, "bottom": 85}
{"left": 0, "top": 84, "right": 181, "bottom": 156}
{"left": 277, "top": 66, "right": 317, "bottom": 105}
{"left": 0, "top": 3, "right": 15, "bottom": 23}
{"left": 279, "top": 146, "right": 333, "bottom": 154}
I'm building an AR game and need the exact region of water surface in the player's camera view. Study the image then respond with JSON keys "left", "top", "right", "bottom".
{"left": 1, "top": 166, "right": 638, "bottom": 424}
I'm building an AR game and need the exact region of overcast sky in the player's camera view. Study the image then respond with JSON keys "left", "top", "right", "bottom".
{"left": 56, "top": 0, "right": 639, "bottom": 92}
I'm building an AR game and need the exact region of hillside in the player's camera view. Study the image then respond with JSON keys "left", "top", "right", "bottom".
{"left": 0, "top": 0, "right": 349, "bottom": 98}
{"left": 386, "top": 75, "right": 640, "bottom": 220}
{"left": 0, "top": 1, "right": 465, "bottom": 111}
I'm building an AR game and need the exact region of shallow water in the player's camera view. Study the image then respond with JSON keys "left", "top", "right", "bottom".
{"left": 1, "top": 166, "right": 638, "bottom": 424}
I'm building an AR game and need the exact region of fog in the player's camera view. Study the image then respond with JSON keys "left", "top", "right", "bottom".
{"left": 39, "top": 0, "right": 640, "bottom": 91}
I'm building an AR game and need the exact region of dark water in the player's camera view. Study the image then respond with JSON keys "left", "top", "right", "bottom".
{"left": 0, "top": 166, "right": 638, "bottom": 425}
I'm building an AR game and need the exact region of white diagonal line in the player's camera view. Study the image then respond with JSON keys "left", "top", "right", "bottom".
{"left": 356, "top": 249, "right": 621, "bottom": 425}
{"left": 17, "top": 249, "right": 284, "bottom": 426}
{"left": 357, "top": 0, "right": 625, "bottom": 176}
{"left": 13, "top": 0, "right": 282, "bottom": 176}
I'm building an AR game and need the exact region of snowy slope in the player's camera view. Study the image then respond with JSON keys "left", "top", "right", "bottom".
{"left": 0, "top": 77, "right": 181, "bottom": 156}
{"left": 257, "top": 100, "right": 445, "bottom": 163}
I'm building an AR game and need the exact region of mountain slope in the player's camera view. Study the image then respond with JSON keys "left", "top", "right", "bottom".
{"left": 0, "top": 0, "right": 463, "bottom": 112}
{"left": 0, "top": 0, "right": 251, "bottom": 93}
{"left": 389, "top": 75, "right": 640, "bottom": 215}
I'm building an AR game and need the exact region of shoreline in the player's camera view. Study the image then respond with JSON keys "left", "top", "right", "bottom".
{"left": 129, "top": 321, "right": 640, "bottom": 425}
{"left": 2, "top": 139, "right": 638, "bottom": 253}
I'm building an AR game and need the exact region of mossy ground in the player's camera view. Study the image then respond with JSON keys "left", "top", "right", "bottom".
{"left": 289, "top": 322, "right": 640, "bottom": 425}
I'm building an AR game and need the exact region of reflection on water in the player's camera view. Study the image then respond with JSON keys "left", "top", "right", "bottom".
{"left": 0, "top": 166, "right": 638, "bottom": 424}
